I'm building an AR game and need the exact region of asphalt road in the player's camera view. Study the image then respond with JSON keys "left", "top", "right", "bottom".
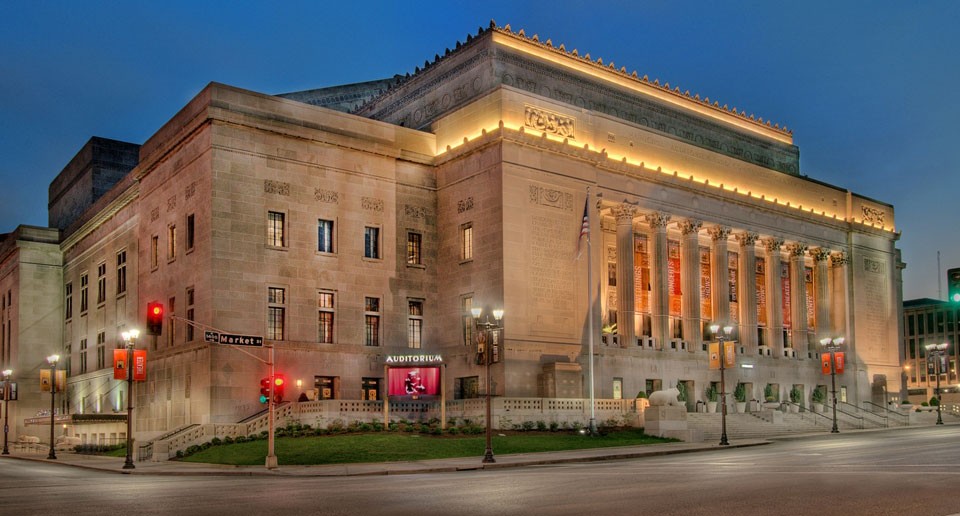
{"left": 1, "top": 426, "right": 959, "bottom": 516}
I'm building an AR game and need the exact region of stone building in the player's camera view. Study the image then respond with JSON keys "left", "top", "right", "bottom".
{"left": 902, "top": 297, "right": 959, "bottom": 405}
{"left": 2, "top": 22, "right": 903, "bottom": 444}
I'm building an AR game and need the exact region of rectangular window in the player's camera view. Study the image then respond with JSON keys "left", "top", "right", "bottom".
{"left": 167, "top": 225, "right": 177, "bottom": 261}
{"left": 186, "top": 214, "right": 195, "bottom": 251}
{"left": 460, "top": 223, "right": 473, "bottom": 261}
{"left": 315, "top": 376, "right": 338, "bottom": 400}
{"left": 268, "top": 287, "right": 286, "bottom": 340}
{"left": 167, "top": 297, "right": 176, "bottom": 347}
{"left": 96, "top": 331, "right": 105, "bottom": 369}
{"left": 318, "top": 219, "right": 334, "bottom": 253}
{"left": 65, "top": 282, "right": 73, "bottom": 320}
{"left": 186, "top": 287, "right": 195, "bottom": 342}
{"left": 80, "top": 338, "right": 88, "bottom": 374}
{"left": 462, "top": 295, "right": 474, "bottom": 347}
{"left": 96, "top": 262, "right": 106, "bottom": 304}
{"left": 150, "top": 235, "right": 159, "bottom": 269}
{"left": 361, "top": 377, "right": 381, "bottom": 401}
{"left": 267, "top": 211, "right": 286, "bottom": 247}
{"left": 116, "top": 250, "right": 127, "bottom": 295}
{"left": 364, "top": 226, "right": 380, "bottom": 259}
{"left": 318, "top": 291, "right": 335, "bottom": 343}
{"left": 80, "top": 273, "right": 89, "bottom": 313}
{"left": 364, "top": 297, "right": 380, "bottom": 346}
{"left": 408, "top": 300, "right": 424, "bottom": 349}
{"left": 407, "top": 232, "right": 422, "bottom": 265}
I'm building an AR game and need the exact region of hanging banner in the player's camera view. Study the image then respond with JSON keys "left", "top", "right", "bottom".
{"left": 805, "top": 267, "right": 816, "bottom": 328}
{"left": 781, "top": 262, "right": 792, "bottom": 329}
{"left": 835, "top": 352, "right": 845, "bottom": 374}
{"left": 700, "top": 247, "right": 712, "bottom": 320}
{"left": 668, "top": 240, "right": 681, "bottom": 316}
{"left": 634, "top": 234, "right": 650, "bottom": 314}
{"left": 821, "top": 353, "right": 832, "bottom": 375}
{"left": 133, "top": 349, "right": 147, "bottom": 381}
{"left": 40, "top": 370, "right": 66, "bottom": 392}
{"left": 709, "top": 342, "right": 720, "bottom": 370}
{"left": 756, "top": 258, "right": 767, "bottom": 326}
{"left": 724, "top": 340, "right": 736, "bottom": 368}
{"left": 113, "top": 349, "right": 128, "bottom": 380}
{"left": 729, "top": 251, "right": 739, "bottom": 324}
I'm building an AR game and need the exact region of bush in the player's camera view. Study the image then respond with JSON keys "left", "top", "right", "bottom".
{"left": 812, "top": 387, "right": 826, "bottom": 404}
{"left": 789, "top": 387, "right": 802, "bottom": 404}
{"left": 705, "top": 385, "right": 718, "bottom": 402}
{"left": 535, "top": 420, "right": 547, "bottom": 431}
{"left": 929, "top": 397, "right": 940, "bottom": 407}
{"left": 549, "top": 421, "right": 559, "bottom": 432}
{"left": 921, "top": 401, "right": 929, "bottom": 407}
{"left": 210, "top": 437, "right": 222, "bottom": 446}
{"left": 900, "top": 399, "right": 912, "bottom": 405}
{"left": 734, "top": 383, "right": 746, "bottom": 403}
{"left": 223, "top": 436, "right": 234, "bottom": 445}
{"left": 521, "top": 421, "right": 536, "bottom": 431}
{"left": 636, "top": 391, "right": 647, "bottom": 399}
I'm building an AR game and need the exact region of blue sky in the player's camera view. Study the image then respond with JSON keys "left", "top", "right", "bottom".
{"left": 1, "top": 1, "right": 957, "bottom": 300}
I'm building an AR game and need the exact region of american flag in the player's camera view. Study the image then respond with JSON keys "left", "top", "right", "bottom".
{"left": 576, "top": 196, "right": 589, "bottom": 259}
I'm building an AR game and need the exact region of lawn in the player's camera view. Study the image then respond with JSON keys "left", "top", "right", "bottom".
{"left": 181, "top": 429, "right": 673, "bottom": 466}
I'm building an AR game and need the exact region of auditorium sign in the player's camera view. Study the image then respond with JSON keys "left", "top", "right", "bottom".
{"left": 384, "top": 354, "right": 443, "bottom": 364}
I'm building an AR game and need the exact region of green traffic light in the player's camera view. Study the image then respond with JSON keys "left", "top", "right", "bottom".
{"left": 259, "top": 395, "right": 268, "bottom": 404}
{"left": 953, "top": 293, "right": 960, "bottom": 303}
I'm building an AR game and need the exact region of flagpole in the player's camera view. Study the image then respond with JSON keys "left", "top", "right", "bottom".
{"left": 587, "top": 186, "right": 597, "bottom": 435}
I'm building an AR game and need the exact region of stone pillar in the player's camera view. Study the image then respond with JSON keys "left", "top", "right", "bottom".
{"left": 830, "top": 251, "right": 851, "bottom": 345}
{"left": 679, "top": 220, "right": 702, "bottom": 350}
{"left": 646, "top": 211, "right": 671, "bottom": 349}
{"left": 764, "top": 238, "right": 785, "bottom": 357}
{"left": 811, "top": 248, "right": 831, "bottom": 345}
{"left": 708, "top": 226, "right": 732, "bottom": 326}
{"left": 614, "top": 204, "right": 637, "bottom": 347}
{"left": 786, "top": 242, "right": 809, "bottom": 358}
{"left": 736, "top": 232, "right": 759, "bottom": 355}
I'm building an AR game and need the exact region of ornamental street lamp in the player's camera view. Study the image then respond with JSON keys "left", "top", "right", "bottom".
{"left": 121, "top": 329, "right": 140, "bottom": 469}
{"left": 46, "top": 354, "right": 59, "bottom": 460}
{"left": 2, "top": 369, "right": 11, "bottom": 455}
{"left": 709, "top": 324, "right": 734, "bottom": 446}
{"left": 925, "top": 342, "right": 948, "bottom": 425}
{"left": 819, "top": 337, "right": 844, "bottom": 434}
{"left": 471, "top": 307, "right": 504, "bottom": 464}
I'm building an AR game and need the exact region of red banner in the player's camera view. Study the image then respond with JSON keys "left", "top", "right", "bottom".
{"left": 756, "top": 258, "right": 766, "bottom": 326}
{"left": 133, "top": 350, "right": 147, "bottom": 381}
{"left": 835, "top": 352, "right": 845, "bottom": 374}
{"left": 805, "top": 267, "right": 816, "bottom": 328}
{"left": 113, "top": 349, "right": 127, "bottom": 380}
{"left": 388, "top": 367, "right": 440, "bottom": 397}
{"left": 668, "top": 240, "right": 681, "bottom": 316}
{"left": 821, "top": 353, "right": 832, "bottom": 375}
{"left": 781, "top": 263, "right": 791, "bottom": 329}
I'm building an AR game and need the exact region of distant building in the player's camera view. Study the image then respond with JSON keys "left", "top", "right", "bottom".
{"left": 1, "top": 22, "right": 904, "bottom": 445}
{"left": 902, "top": 297, "right": 958, "bottom": 404}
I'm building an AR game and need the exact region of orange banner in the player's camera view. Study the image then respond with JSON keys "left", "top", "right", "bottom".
{"left": 709, "top": 342, "right": 720, "bottom": 370}
{"left": 700, "top": 247, "right": 712, "bottom": 320}
{"left": 756, "top": 258, "right": 766, "bottom": 326}
{"left": 668, "top": 240, "right": 681, "bottom": 316}
{"left": 821, "top": 353, "right": 832, "bottom": 375}
{"left": 724, "top": 341, "right": 736, "bottom": 368}
{"left": 40, "top": 370, "right": 66, "bottom": 392}
{"left": 835, "top": 352, "right": 845, "bottom": 374}
{"left": 114, "top": 349, "right": 128, "bottom": 380}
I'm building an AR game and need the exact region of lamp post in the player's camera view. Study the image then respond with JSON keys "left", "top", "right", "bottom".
{"left": 46, "top": 354, "right": 59, "bottom": 460}
{"left": 819, "top": 337, "right": 844, "bottom": 434}
{"left": 2, "top": 369, "right": 11, "bottom": 455}
{"left": 471, "top": 307, "right": 504, "bottom": 464}
{"left": 121, "top": 329, "right": 140, "bottom": 469}
{"left": 709, "top": 324, "right": 734, "bottom": 446}
{"left": 925, "top": 342, "right": 948, "bottom": 425}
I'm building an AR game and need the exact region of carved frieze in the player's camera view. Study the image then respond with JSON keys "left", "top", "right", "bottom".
{"left": 361, "top": 197, "right": 384, "bottom": 212}
{"left": 150, "top": 207, "right": 159, "bottom": 222}
{"left": 861, "top": 206, "right": 885, "bottom": 225}
{"left": 863, "top": 257, "right": 885, "bottom": 274}
{"left": 528, "top": 186, "right": 573, "bottom": 211}
{"left": 405, "top": 205, "right": 427, "bottom": 219}
{"left": 458, "top": 197, "right": 474, "bottom": 214}
{"left": 315, "top": 188, "right": 339, "bottom": 204}
{"left": 185, "top": 181, "right": 197, "bottom": 200}
{"left": 166, "top": 195, "right": 176, "bottom": 212}
{"left": 264, "top": 180, "right": 290, "bottom": 196}
{"left": 524, "top": 106, "right": 575, "bottom": 139}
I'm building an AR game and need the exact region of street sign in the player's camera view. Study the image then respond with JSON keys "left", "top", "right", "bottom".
{"left": 205, "top": 331, "right": 263, "bottom": 347}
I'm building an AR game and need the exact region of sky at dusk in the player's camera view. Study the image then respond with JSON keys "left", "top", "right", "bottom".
{"left": 1, "top": 1, "right": 957, "bottom": 301}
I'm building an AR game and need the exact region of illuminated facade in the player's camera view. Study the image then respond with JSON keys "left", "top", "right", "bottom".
{"left": 4, "top": 22, "right": 903, "bottom": 443}
{"left": 902, "top": 298, "right": 959, "bottom": 404}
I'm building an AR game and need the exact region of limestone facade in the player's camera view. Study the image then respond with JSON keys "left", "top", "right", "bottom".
{"left": 3, "top": 22, "right": 903, "bottom": 442}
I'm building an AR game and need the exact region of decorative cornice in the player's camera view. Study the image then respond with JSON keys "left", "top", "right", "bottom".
{"left": 708, "top": 225, "right": 731, "bottom": 242}
{"left": 831, "top": 251, "right": 849, "bottom": 268}
{"left": 786, "top": 242, "right": 808, "bottom": 257}
{"left": 763, "top": 238, "right": 784, "bottom": 253}
{"left": 811, "top": 247, "right": 831, "bottom": 263}
{"left": 612, "top": 203, "right": 637, "bottom": 223}
{"left": 679, "top": 220, "right": 702, "bottom": 235}
{"left": 645, "top": 211, "right": 671, "bottom": 230}
{"left": 736, "top": 231, "right": 759, "bottom": 247}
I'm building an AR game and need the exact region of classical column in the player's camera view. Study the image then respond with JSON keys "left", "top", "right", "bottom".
{"left": 811, "top": 248, "right": 831, "bottom": 345}
{"left": 830, "top": 251, "right": 851, "bottom": 345}
{"left": 764, "top": 238, "right": 785, "bottom": 357}
{"left": 786, "top": 242, "right": 809, "bottom": 358}
{"left": 614, "top": 204, "right": 638, "bottom": 347}
{"left": 646, "top": 211, "right": 671, "bottom": 349}
{"left": 736, "top": 232, "right": 759, "bottom": 355}
{"left": 709, "top": 226, "right": 732, "bottom": 326}
{"left": 679, "top": 220, "right": 702, "bottom": 350}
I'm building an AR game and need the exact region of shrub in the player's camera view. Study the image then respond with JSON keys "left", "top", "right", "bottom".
{"left": 930, "top": 397, "right": 940, "bottom": 407}
{"left": 521, "top": 421, "right": 536, "bottom": 431}
{"left": 535, "top": 420, "right": 548, "bottom": 431}
{"left": 447, "top": 426, "right": 460, "bottom": 435}
{"left": 764, "top": 384, "right": 776, "bottom": 402}
{"left": 210, "top": 437, "right": 222, "bottom": 446}
{"left": 734, "top": 382, "right": 746, "bottom": 403}
{"left": 921, "top": 401, "right": 929, "bottom": 407}
{"left": 676, "top": 382, "right": 688, "bottom": 402}
{"left": 223, "top": 436, "right": 234, "bottom": 445}
{"left": 549, "top": 421, "right": 559, "bottom": 432}
{"left": 705, "top": 385, "right": 718, "bottom": 402}
{"left": 175, "top": 450, "right": 184, "bottom": 458}
{"left": 789, "top": 387, "right": 802, "bottom": 404}
{"left": 900, "top": 399, "right": 912, "bottom": 405}
{"left": 812, "top": 387, "right": 826, "bottom": 404}
{"left": 636, "top": 391, "right": 647, "bottom": 399}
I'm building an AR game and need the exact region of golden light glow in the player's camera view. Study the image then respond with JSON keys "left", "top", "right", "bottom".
{"left": 437, "top": 123, "right": 895, "bottom": 233}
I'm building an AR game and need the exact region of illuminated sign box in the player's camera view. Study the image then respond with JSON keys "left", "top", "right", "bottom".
{"left": 387, "top": 367, "right": 440, "bottom": 398}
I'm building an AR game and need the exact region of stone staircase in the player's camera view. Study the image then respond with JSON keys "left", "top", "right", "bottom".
{"left": 687, "top": 411, "right": 834, "bottom": 441}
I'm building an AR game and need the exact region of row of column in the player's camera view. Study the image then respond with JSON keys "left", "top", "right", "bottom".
{"left": 611, "top": 206, "right": 850, "bottom": 358}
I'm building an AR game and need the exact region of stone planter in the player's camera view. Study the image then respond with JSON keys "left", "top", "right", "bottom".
{"left": 789, "top": 404, "right": 800, "bottom": 413}
{"left": 812, "top": 403, "right": 824, "bottom": 413}
{"left": 706, "top": 401, "right": 718, "bottom": 413}
{"left": 763, "top": 401, "right": 781, "bottom": 411}
{"left": 735, "top": 401, "right": 747, "bottom": 413}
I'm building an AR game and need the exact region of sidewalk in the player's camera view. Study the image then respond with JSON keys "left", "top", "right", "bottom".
{"left": 0, "top": 439, "right": 769, "bottom": 477}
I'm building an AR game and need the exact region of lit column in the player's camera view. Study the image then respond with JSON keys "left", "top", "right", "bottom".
{"left": 680, "top": 220, "right": 702, "bottom": 351}
{"left": 736, "top": 232, "right": 759, "bottom": 355}
{"left": 121, "top": 329, "right": 140, "bottom": 469}
{"left": 829, "top": 252, "right": 851, "bottom": 344}
{"left": 614, "top": 204, "right": 637, "bottom": 347}
{"left": 708, "top": 226, "right": 732, "bottom": 327}
{"left": 811, "top": 248, "right": 831, "bottom": 345}
{"left": 786, "top": 243, "right": 808, "bottom": 357}
{"left": 646, "top": 211, "right": 671, "bottom": 349}
{"left": 763, "top": 238, "right": 785, "bottom": 357}
{"left": 46, "top": 354, "right": 59, "bottom": 460}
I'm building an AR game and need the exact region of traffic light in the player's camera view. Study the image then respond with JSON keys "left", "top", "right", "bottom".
{"left": 948, "top": 268, "right": 960, "bottom": 303}
{"left": 259, "top": 377, "right": 271, "bottom": 404}
{"left": 273, "top": 374, "right": 286, "bottom": 403}
{"left": 146, "top": 302, "right": 164, "bottom": 336}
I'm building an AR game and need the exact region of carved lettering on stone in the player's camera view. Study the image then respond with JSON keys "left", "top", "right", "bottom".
{"left": 528, "top": 186, "right": 573, "bottom": 211}
{"left": 361, "top": 197, "right": 384, "bottom": 212}
{"left": 524, "top": 106, "right": 575, "bottom": 139}
{"left": 861, "top": 206, "right": 885, "bottom": 225}
{"left": 405, "top": 205, "right": 426, "bottom": 219}
{"left": 458, "top": 197, "right": 474, "bottom": 214}
{"left": 315, "top": 188, "right": 339, "bottom": 204}
{"left": 150, "top": 207, "right": 159, "bottom": 222}
{"left": 185, "top": 181, "right": 197, "bottom": 200}
{"left": 264, "top": 180, "right": 290, "bottom": 196}
{"left": 863, "top": 257, "right": 885, "bottom": 274}
{"left": 166, "top": 195, "right": 176, "bottom": 212}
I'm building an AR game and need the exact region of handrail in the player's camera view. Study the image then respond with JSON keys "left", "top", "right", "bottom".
{"left": 784, "top": 401, "right": 833, "bottom": 425}
{"left": 861, "top": 400, "right": 908, "bottom": 424}
{"left": 834, "top": 405, "right": 864, "bottom": 429}
{"left": 841, "top": 401, "right": 887, "bottom": 427}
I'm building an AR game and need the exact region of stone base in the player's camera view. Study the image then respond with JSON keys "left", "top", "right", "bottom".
{"left": 758, "top": 409, "right": 783, "bottom": 424}
{"left": 644, "top": 406, "right": 693, "bottom": 440}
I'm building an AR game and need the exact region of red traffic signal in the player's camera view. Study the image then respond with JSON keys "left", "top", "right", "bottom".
{"left": 259, "top": 377, "right": 271, "bottom": 404}
{"left": 146, "top": 302, "right": 164, "bottom": 336}
{"left": 273, "top": 374, "right": 286, "bottom": 403}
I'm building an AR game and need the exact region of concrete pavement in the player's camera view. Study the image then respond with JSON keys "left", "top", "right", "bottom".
{"left": 0, "top": 438, "right": 769, "bottom": 477}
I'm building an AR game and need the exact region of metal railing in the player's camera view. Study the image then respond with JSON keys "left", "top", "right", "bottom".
{"left": 861, "top": 400, "right": 909, "bottom": 425}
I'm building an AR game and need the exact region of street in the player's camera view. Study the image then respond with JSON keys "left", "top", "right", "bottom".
{"left": 1, "top": 427, "right": 959, "bottom": 515}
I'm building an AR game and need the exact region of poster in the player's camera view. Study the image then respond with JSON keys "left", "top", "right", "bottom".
{"left": 387, "top": 367, "right": 440, "bottom": 397}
